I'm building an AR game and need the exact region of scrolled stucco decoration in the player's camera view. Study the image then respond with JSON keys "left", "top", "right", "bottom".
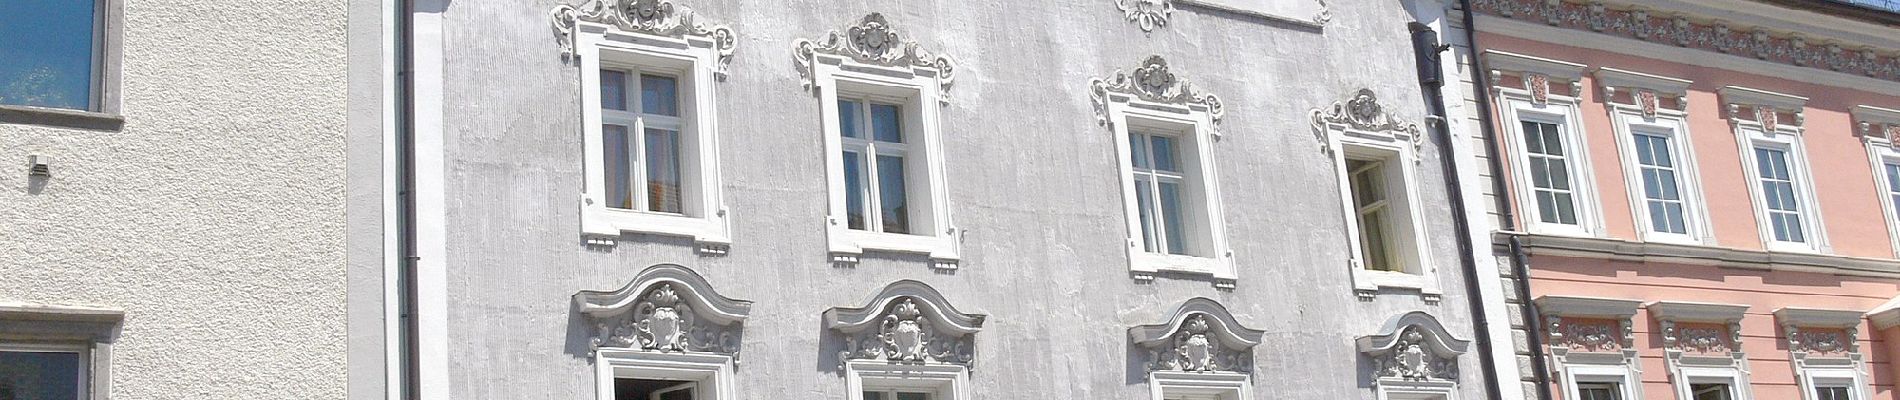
{"left": 1128, "top": 298, "right": 1265, "bottom": 373}
{"left": 1115, "top": 0, "right": 1174, "bottom": 32}
{"left": 825, "top": 280, "right": 985, "bottom": 369}
{"left": 793, "top": 13, "right": 957, "bottom": 103}
{"left": 1089, "top": 55, "right": 1226, "bottom": 134}
{"left": 575, "top": 264, "right": 753, "bottom": 358}
{"left": 1357, "top": 311, "right": 1469, "bottom": 383}
{"left": 1310, "top": 88, "right": 1424, "bottom": 156}
{"left": 549, "top": 0, "right": 737, "bottom": 78}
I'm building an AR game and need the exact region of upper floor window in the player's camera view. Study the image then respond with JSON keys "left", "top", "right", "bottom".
{"left": 1313, "top": 89, "right": 1439, "bottom": 299}
{"left": 0, "top": 302, "right": 122, "bottom": 400}
{"left": 1722, "top": 86, "right": 1824, "bottom": 253}
{"left": 1090, "top": 55, "right": 1233, "bottom": 286}
{"left": 1485, "top": 51, "right": 1602, "bottom": 237}
{"left": 794, "top": 13, "right": 959, "bottom": 269}
{"left": 1597, "top": 68, "right": 1711, "bottom": 245}
{"left": 0, "top": 0, "right": 110, "bottom": 112}
{"left": 1857, "top": 105, "right": 1900, "bottom": 258}
{"left": 557, "top": 3, "right": 737, "bottom": 254}
{"left": 1, "top": 344, "right": 90, "bottom": 399}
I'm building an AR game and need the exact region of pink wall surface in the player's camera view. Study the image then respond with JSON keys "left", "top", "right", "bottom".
{"left": 1481, "top": 32, "right": 1900, "bottom": 259}
{"left": 1529, "top": 255, "right": 1900, "bottom": 400}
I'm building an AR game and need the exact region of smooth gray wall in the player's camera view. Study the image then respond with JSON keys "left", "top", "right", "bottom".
{"left": 431, "top": 0, "right": 1482, "bottom": 398}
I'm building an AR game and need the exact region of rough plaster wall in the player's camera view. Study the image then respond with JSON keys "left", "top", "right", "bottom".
{"left": 434, "top": 0, "right": 1483, "bottom": 398}
{"left": 0, "top": 0, "right": 347, "bottom": 398}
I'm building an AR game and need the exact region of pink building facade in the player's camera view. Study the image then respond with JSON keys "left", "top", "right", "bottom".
{"left": 1460, "top": 0, "right": 1900, "bottom": 399}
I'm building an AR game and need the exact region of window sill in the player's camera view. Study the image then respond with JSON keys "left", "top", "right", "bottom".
{"left": 1130, "top": 252, "right": 1236, "bottom": 287}
{"left": 0, "top": 105, "right": 123, "bottom": 131}
{"left": 828, "top": 228, "right": 959, "bottom": 269}
{"left": 581, "top": 206, "right": 731, "bottom": 254}
{"left": 1352, "top": 268, "right": 1442, "bottom": 302}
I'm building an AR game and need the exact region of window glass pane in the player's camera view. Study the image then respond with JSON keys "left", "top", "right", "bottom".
{"left": 1546, "top": 160, "right": 1571, "bottom": 191}
{"left": 603, "top": 124, "right": 633, "bottom": 209}
{"left": 1348, "top": 160, "right": 1385, "bottom": 207}
{"left": 1817, "top": 386, "right": 1850, "bottom": 400}
{"left": 640, "top": 74, "right": 678, "bottom": 116}
{"left": 1129, "top": 133, "right": 1150, "bottom": 169}
{"left": 896, "top": 392, "right": 929, "bottom": 400}
{"left": 1158, "top": 181, "right": 1187, "bottom": 255}
{"left": 843, "top": 151, "right": 866, "bottom": 230}
{"left": 838, "top": 100, "right": 862, "bottom": 138}
{"left": 600, "top": 70, "right": 627, "bottom": 111}
{"left": 1135, "top": 179, "right": 1158, "bottom": 253}
{"left": 1553, "top": 193, "right": 1577, "bottom": 225}
{"left": 1522, "top": 121, "right": 1547, "bottom": 154}
{"left": 0, "top": 351, "right": 83, "bottom": 400}
{"left": 877, "top": 155, "right": 909, "bottom": 234}
{"left": 659, "top": 387, "right": 692, "bottom": 400}
{"left": 1361, "top": 208, "right": 1392, "bottom": 271}
{"left": 1634, "top": 134, "right": 1657, "bottom": 166}
{"left": 862, "top": 392, "right": 884, "bottom": 400}
{"left": 644, "top": 128, "right": 683, "bottom": 214}
{"left": 1691, "top": 383, "right": 1734, "bottom": 400}
{"left": 1536, "top": 191, "right": 1560, "bottom": 224}
{"left": 0, "top": 0, "right": 97, "bottom": 110}
{"left": 871, "top": 103, "right": 903, "bottom": 143}
{"left": 1578, "top": 385, "right": 1620, "bottom": 400}
{"left": 1150, "top": 135, "right": 1179, "bottom": 172}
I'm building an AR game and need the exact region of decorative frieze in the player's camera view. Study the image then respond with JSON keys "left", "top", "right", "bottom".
{"left": 1358, "top": 311, "right": 1470, "bottom": 384}
{"left": 1719, "top": 85, "right": 1807, "bottom": 133}
{"left": 1089, "top": 55, "right": 1226, "bottom": 135}
{"left": 1311, "top": 88, "right": 1423, "bottom": 156}
{"left": 1595, "top": 67, "right": 1691, "bottom": 118}
{"left": 1470, "top": 0, "right": 1900, "bottom": 82}
{"left": 549, "top": 0, "right": 737, "bottom": 77}
{"left": 825, "top": 280, "right": 985, "bottom": 369}
{"left": 794, "top": 13, "right": 956, "bottom": 103}
{"left": 1855, "top": 105, "right": 1900, "bottom": 143}
{"left": 1129, "top": 298, "right": 1264, "bottom": 373}
{"left": 574, "top": 264, "right": 753, "bottom": 358}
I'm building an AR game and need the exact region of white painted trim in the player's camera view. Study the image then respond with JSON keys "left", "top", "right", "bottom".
{"left": 1669, "top": 364, "right": 1754, "bottom": 400}
{"left": 1483, "top": 50, "right": 1587, "bottom": 81}
{"left": 1501, "top": 232, "right": 1900, "bottom": 277}
{"left": 594, "top": 350, "right": 736, "bottom": 400}
{"left": 1719, "top": 85, "right": 1808, "bottom": 110}
{"left": 1150, "top": 371, "right": 1251, "bottom": 400}
{"left": 1604, "top": 102, "right": 1715, "bottom": 246}
{"left": 1556, "top": 362, "right": 1644, "bottom": 400}
{"left": 1860, "top": 108, "right": 1900, "bottom": 259}
{"left": 807, "top": 53, "right": 960, "bottom": 268}
{"left": 1320, "top": 116, "right": 1441, "bottom": 298}
{"left": 845, "top": 361, "right": 969, "bottom": 400}
{"left": 410, "top": 4, "right": 451, "bottom": 398}
{"left": 1376, "top": 380, "right": 1459, "bottom": 400}
{"left": 1535, "top": 295, "right": 1642, "bottom": 318}
{"left": 380, "top": 0, "right": 402, "bottom": 396}
{"left": 1492, "top": 86, "right": 1606, "bottom": 238}
{"left": 1106, "top": 93, "right": 1236, "bottom": 285}
{"left": 1731, "top": 120, "right": 1830, "bottom": 254}
{"left": 1799, "top": 366, "right": 1870, "bottom": 400}
{"left": 574, "top": 21, "right": 733, "bottom": 254}
{"left": 1595, "top": 67, "right": 1691, "bottom": 97}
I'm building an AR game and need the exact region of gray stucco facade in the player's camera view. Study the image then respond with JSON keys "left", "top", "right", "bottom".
{"left": 391, "top": 0, "right": 1494, "bottom": 398}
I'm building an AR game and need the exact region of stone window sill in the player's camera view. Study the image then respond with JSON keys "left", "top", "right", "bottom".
{"left": 0, "top": 105, "right": 124, "bottom": 131}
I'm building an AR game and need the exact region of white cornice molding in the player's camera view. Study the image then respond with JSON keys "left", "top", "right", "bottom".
{"left": 1483, "top": 50, "right": 1588, "bottom": 80}
{"left": 1647, "top": 301, "right": 1750, "bottom": 323}
{"left": 1858, "top": 105, "right": 1900, "bottom": 141}
{"left": 1856, "top": 105, "right": 1900, "bottom": 125}
{"left": 1869, "top": 297, "right": 1900, "bottom": 329}
{"left": 0, "top": 301, "right": 125, "bottom": 323}
{"left": 1773, "top": 307, "right": 1865, "bottom": 329}
{"left": 1719, "top": 85, "right": 1808, "bottom": 110}
{"left": 1498, "top": 231, "right": 1900, "bottom": 278}
{"left": 1536, "top": 295, "right": 1643, "bottom": 318}
{"left": 1596, "top": 67, "right": 1693, "bottom": 96}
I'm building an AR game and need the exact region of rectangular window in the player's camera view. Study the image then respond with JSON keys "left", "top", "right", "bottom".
{"left": 1347, "top": 158, "right": 1396, "bottom": 272}
{"left": 1522, "top": 120, "right": 1580, "bottom": 226}
{"left": 1129, "top": 130, "right": 1190, "bottom": 255}
{"left": 1691, "top": 383, "right": 1734, "bottom": 400}
{"left": 0, "top": 0, "right": 104, "bottom": 111}
{"left": 1886, "top": 162, "right": 1900, "bottom": 228}
{"left": 599, "top": 68, "right": 686, "bottom": 214}
{"left": 614, "top": 378, "right": 695, "bottom": 400}
{"left": 863, "top": 391, "right": 930, "bottom": 400}
{"left": 0, "top": 349, "right": 87, "bottom": 400}
{"left": 1816, "top": 386, "right": 1852, "bottom": 400}
{"left": 838, "top": 99, "right": 911, "bottom": 235}
{"left": 1753, "top": 146, "right": 1805, "bottom": 243}
{"left": 1633, "top": 132, "right": 1688, "bottom": 235}
{"left": 1577, "top": 383, "right": 1621, "bottom": 400}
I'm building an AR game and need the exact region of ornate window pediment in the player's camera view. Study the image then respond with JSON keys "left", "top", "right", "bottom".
{"left": 550, "top": 0, "right": 736, "bottom": 78}
{"left": 824, "top": 280, "right": 985, "bottom": 369}
{"left": 1311, "top": 88, "right": 1423, "bottom": 153}
{"left": 1358, "top": 311, "right": 1469, "bottom": 384}
{"left": 1090, "top": 55, "right": 1226, "bottom": 136}
{"left": 1128, "top": 298, "right": 1264, "bottom": 373}
{"left": 793, "top": 13, "right": 956, "bottom": 103}
{"left": 574, "top": 264, "right": 752, "bottom": 357}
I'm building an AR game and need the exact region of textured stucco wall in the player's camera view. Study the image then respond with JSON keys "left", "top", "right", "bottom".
{"left": 0, "top": 0, "right": 348, "bottom": 398}
{"left": 429, "top": 0, "right": 1483, "bottom": 398}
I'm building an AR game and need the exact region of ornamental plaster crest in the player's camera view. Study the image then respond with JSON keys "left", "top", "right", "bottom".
{"left": 1469, "top": 0, "right": 1900, "bottom": 82}
{"left": 825, "top": 280, "right": 985, "bottom": 369}
{"left": 1115, "top": 0, "right": 1174, "bottom": 32}
{"left": 1552, "top": 318, "right": 1628, "bottom": 352}
{"left": 1090, "top": 55, "right": 1226, "bottom": 133}
{"left": 1129, "top": 298, "right": 1265, "bottom": 373}
{"left": 1358, "top": 311, "right": 1469, "bottom": 383}
{"left": 1310, "top": 88, "right": 1424, "bottom": 156}
{"left": 549, "top": 0, "right": 737, "bottom": 78}
{"left": 793, "top": 13, "right": 957, "bottom": 103}
{"left": 575, "top": 264, "right": 752, "bottom": 358}
{"left": 1787, "top": 328, "right": 1853, "bottom": 355}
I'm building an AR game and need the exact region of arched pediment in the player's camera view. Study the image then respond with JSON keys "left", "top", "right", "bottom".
{"left": 1128, "top": 298, "right": 1265, "bottom": 373}
{"left": 1357, "top": 311, "right": 1469, "bottom": 382}
{"left": 824, "top": 280, "right": 985, "bottom": 368}
{"left": 574, "top": 264, "right": 752, "bottom": 356}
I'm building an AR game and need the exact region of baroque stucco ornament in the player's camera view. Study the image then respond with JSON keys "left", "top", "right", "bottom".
{"left": 793, "top": 13, "right": 957, "bottom": 103}
{"left": 1358, "top": 312, "right": 1469, "bottom": 383}
{"left": 1129, "top": 298, "right": 1265, "bottom": 373}
{"left": 1311, "top": 88, "right": 1424, "bottom": 155}
{"left": 549, "top": 0, "right": 738, "bottom": 78}
{"left": 825, "top": 281, "right": 985, "bottom": 369}
{"left": 1115, "top": 0, "right": 1174, "bottom": 32}
{"left": 1090, "top": 55, "right": 1226, "bottom": 134}
{"left": 575, "top": 264, "right": 753, "bottom": 358}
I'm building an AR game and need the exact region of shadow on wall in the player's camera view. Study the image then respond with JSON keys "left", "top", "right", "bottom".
{"left": 564, "top": 298, "right": 594, "bottom": 359}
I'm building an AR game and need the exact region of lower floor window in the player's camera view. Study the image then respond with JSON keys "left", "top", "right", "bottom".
{"left": 616, "top": 379, "right": 695, "bottom": 400}
{"left": 1816, "top": 386, "right": 1852, "bottom": 400}
{"left": 1577, "top": 383, "right": 1621, "bottom": 400}
{"left": 863, "top": 391, "right": 930, "bottom": 400}
{"left": 1691, "top": 383, "right": 1734, "bottom": 400}
{"left": 0, "top": 348, "right": 87, "bottom": 400}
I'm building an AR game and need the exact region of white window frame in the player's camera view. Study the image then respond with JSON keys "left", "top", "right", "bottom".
{"left": 1486, "top": 51, "right": 1604, "bottom": 238}
{"left": 0, "top": 302, "right": 121, "bottom": 400}
{"left": 593, "top": 349, "right": 736, "bottom": 400}
{"left": 1857, "top": 105, "right": 1900, "bottom": 258}
{"left": 0, "top": 342, "right": 93, "bottom": 400}
{"left": 575, "top": 21, "right": 732, "bottom": 254}
{"left": 1560, "top": 365, "right": 1641, "bottom": 400}
{"left": 1108, "top": 101, "right": 1233, "bottom": 283}
{"left": 844, "top": 361, "right": 968, "bottom": 400}
{"left": 805, "top": 54, "right": 958, "bottom": 269}
{"left": 1320, "top": 110, "right": 1439, "bottom": 297}
{"left": 1596, "top": 68, "right": 1713, "bottom": 245}
{"left": 1673, "top": 369, "right": 1751, "bottom": 400}
{"left": 1150, "top": 370, "right": 1250, "bottom": 400}
{"left": 1723, "top": 86, "right": 1825, "bottom": 253}
{"left": 1801, "top": 368, "right": 1867, "bottom": 400}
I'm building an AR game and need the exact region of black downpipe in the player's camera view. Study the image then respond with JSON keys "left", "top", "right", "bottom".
{"left": 1408, "top": 22, "right": 1502, "bottom": 400}
{"left": 396, "top": 0, "right": 419, "bottom": 398}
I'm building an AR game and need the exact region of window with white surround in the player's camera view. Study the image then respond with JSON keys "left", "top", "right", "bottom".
{"left": 1650, "top": 301, "right": 1754, "bottom": 400}
{"left": 1, "top": 343, "right": 91, "bottom": 400}
{"left": 794, "top": 13, "right": 959, "bottom": 268}
{"left": 575, "top": 265, "right": 752, "bottom": 400}
{"left": 1536, "top": 296, "right": 1646, "bottom": 400}
{"left": 826, "top": 281, "right": 982, "bottom": 400}
{"left": 1358, "top": 312, "right": 1469, "bottom": 400}
{"left": 1485, "top": 50, "right": 1603, "bottom": 237}
{"left": 559, "top": 4, "right": 736, "bottom": 253}
{"left": 1596, "top": 67, "right": 1713, "bottom": 245}
{"left": 1090, "top": 55, "right": 1233, "bottom": 285}
{"left": 1775, "top": 307, "right": 1870, "bottom": 400}
{"left": 1576, "top": 382, "right": 1623, "bottom": 400}
{"left": 1721, "top": 86, "right": 1826, "bottom": 253}
{"left": 1312, "top": 89, "right": 1439, "bottom": 299}
{"left": 0, "top": 302, "right": 122, "bottom": 400}
{"left": 1857, "top": 105, "right": 1900, "bottom": 258}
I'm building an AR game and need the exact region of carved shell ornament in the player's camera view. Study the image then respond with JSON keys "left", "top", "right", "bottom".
{"left": 793, "top": 13, "right": 957, "bottom": 103}
{"left": 1310, "top": 88, "right": 1424, "bottom": 156}
{"left": 1174, "top": 315, "right": 1217, "bottom": 371}
{"left": 549, "top": 0, "right": 738, "bottom": 78}
{"left": 1115, "top": 0, "right": 1174, "bottom": 32}
{"left": 1089, "top": 55, "right": 1226, "bottom": 134}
